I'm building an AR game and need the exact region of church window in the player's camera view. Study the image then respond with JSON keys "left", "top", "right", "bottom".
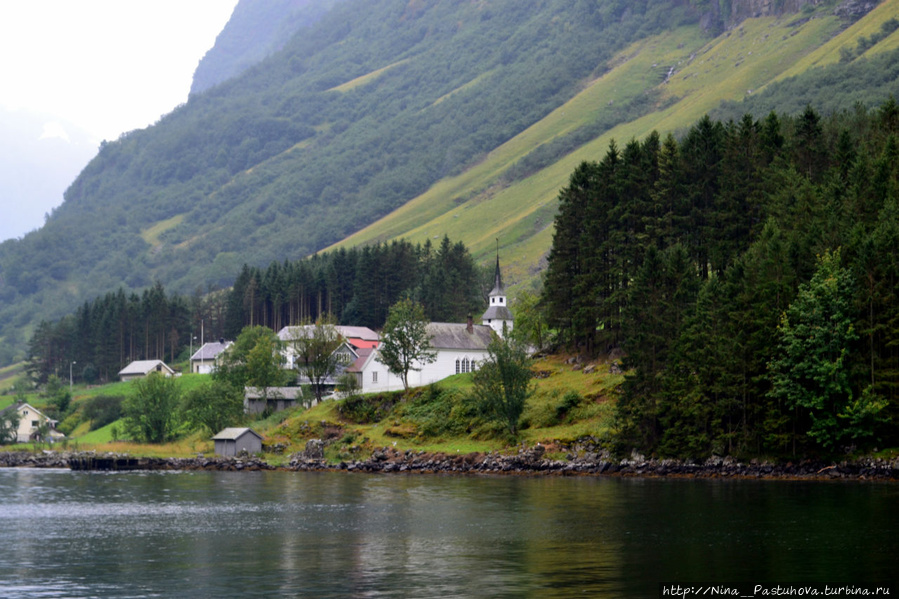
{"left": 462, "top": 358, "right": 470, "bottom": 373}
{"left": 372, "top": 371, "right": 378, "bottom": 383}
{"left": 455, "top": 359, "right": 460, "bottom": 374}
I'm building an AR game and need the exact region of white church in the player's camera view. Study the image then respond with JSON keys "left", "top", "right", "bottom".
{"left": 348, "top": 255, "right": 513, "bottom": 393}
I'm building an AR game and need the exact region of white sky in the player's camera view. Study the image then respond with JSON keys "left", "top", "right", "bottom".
{"left": 0, "top": 0, "right": 239, "bottom": 142}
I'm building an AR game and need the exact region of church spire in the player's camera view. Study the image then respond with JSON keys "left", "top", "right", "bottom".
{"left": 481, "top": 242, "right": 513, "bottom": 337}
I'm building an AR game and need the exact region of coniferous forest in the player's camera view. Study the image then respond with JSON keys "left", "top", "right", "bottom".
{"left": 543, "top": 100, "right": 899, "bottom": 457}
{"left": 27, "top": 236, "right": 484, "bottom": 385}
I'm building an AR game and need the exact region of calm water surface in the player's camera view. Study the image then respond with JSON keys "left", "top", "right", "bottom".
{"left": 0, "top": 468, "right": 896, "bottom": 598}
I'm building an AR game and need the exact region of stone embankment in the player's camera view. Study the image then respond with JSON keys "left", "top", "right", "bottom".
{"left": 0, "top": 451, "right": 273, "bottom": 471}
{"left": 289, "top": 444, "right": 899, "bottom": 480}
{"left": 3, "top": 447, "right": 898, "bottom": 479}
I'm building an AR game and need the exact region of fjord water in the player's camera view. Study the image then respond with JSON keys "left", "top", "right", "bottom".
{"left": 1, "top": 469, "right": 895, "bottom": 598}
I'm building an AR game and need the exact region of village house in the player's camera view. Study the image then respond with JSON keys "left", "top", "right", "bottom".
{"left": 243, "top": 386, "right": 306, "bottom": 414}
{"left": 189, "top": 340, "right": 232, "bottom": 374}
{"left": 117, "top": 360, "right": 176, "bottom": 382}
{"left": 276, "top": 325, "right": 380, "bottom": 370}
{"left": 0, "top": 402, "right": 65, "bottom": 444}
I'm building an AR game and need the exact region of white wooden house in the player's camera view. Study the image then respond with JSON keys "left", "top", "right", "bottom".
{"left": 349, "top": 319, "right": 495, "bottom": 393}
{"left": 0, "top": 402, "right": 64, "bottom": 443}
{"left": 190, "top": 340, "right": 232, "bottom": 374}
{"left": 118, "top": 360, "right": 175, "bottom": 382}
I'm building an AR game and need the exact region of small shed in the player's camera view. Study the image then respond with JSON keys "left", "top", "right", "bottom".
{"left": 212, "top": 427, "right": 263, "bottom": 457}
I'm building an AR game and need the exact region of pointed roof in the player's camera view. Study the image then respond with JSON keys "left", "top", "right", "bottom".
{"left": 488, "top": 254, "right": 505, "bottom": 297}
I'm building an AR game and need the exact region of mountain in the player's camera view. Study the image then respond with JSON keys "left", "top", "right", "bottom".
{"left": 0, "top": 0, "right": 896, "bottom": 366}
{"left": 190, "top": 0, "right": 346, "bottom": 95}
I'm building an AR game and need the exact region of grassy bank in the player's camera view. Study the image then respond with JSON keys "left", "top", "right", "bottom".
{"left": 2, "top": 355, "right": 623, "bottom": 462}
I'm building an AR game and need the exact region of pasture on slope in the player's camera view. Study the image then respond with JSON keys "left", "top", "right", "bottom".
{"left": 332, "top": 4, "right": 895, "bottom": 292}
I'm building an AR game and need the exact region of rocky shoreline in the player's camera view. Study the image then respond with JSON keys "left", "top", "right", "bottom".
{"left": 4, "top": 446, "right": 898, "bottom": 480}
{"left": 289, "top": 444, "right": 899, "bottom": 480}
{"left": 0, "top": 451, "right": 274, "bottom": 472}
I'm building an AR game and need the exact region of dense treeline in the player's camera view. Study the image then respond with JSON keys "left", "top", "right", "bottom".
{"left": 26, "top": 236, "right": 484, "bottom": 384}
{"left": 223, "top": 236, "right": 485, "bottom": 337}
{"left": 27, "top": 284, "right": 226, "bottom": 386}
{"left": 543, "top": 99, "right": 899, "bottom": 457}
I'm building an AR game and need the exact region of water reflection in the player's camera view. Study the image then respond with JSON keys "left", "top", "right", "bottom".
{"left": 0, "top": 469, "right": 895, "bottom": 598}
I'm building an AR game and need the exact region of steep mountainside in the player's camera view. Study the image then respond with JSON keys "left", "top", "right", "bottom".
{"left": 190, "top": 0, "right": 346, "bottom": 95}
{"left": 0, "top": 0, "right": 894, "bottom": 365}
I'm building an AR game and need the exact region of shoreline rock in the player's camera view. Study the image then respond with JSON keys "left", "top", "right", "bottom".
{"left": 289, "top": 446, "right": 899, "bottom": 480}
{"left": 0, "top": 451, "right": 273, "bottom": 472}
{"left": 3, "top": 449, "right": 897, "bottom": 480}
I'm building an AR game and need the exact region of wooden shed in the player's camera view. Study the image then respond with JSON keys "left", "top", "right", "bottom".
{"left": 212, "top": 427, "right": 263, "bottom": 457}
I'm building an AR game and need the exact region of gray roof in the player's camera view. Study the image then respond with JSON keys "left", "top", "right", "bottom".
{"left": 244, "top": 387, "right": 304, "bottom": 400}
{"left": 482, "top": 305, "right": 514, "bottom": 321}
{"left": 212, "top": 427, "right": 262, "bottom": 441}
{"left": 190, "top": 341, "right": 231, "bottom": 361}
{"left": 118, "top": 360, "right": 173, "bottom": 376}
{"left": 277, "top": 325, "right": 379, "bottom": 342}
{"left": 426, "top": 323, "right": 494, "bottom": 351}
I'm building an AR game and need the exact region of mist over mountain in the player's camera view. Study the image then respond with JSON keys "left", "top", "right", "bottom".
{"left": 0, "top": 0, "right": 894, "bottom": 366}
{"left": 0, "top": 107, "right": 97, "bottom": 242}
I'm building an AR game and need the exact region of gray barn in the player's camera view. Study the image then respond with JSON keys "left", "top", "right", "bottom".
{"left": 212, "top": 428, "right": 263, "bottom": 457}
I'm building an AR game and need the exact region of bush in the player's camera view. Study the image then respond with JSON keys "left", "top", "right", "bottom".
{"left": 83, "top": 395, "right": 125, "bottom": 431}
{"left": 338, "top": 392, "right": 400, "bottom": 423}
{"left": 399, "top": 385, "right": 480, "bottom": 438}
{"left": 555, "top": 391, "right": 583, "bottom": 422}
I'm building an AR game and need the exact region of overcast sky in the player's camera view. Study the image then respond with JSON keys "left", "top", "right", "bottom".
{"left": 0, "top": 0, "right": 238, "bottom": 241}
{"left": 0, "top": 0, "right": 238, "bottom": 142}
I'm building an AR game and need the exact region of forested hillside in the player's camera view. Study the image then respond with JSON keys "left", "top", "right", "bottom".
{"left": 543, "top": 101, "right": 899, "bottom": 457}
{"left": 0, "top": 0, "right": 895, "bottom": 367}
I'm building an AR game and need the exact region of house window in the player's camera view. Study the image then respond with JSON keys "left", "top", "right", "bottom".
{"left": 372, "top": 371, "right": 378, "bottom": 383}
{"left": 32, "top": 420, "right": 39, "bottom": 427}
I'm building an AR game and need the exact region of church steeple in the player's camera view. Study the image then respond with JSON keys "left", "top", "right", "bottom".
{"left": 481, "top": 245, "right": 513, "bottom": 337}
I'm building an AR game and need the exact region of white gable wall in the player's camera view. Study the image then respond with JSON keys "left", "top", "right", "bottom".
{"left": 358, "top": 347, "right": 488, "bottom": 393}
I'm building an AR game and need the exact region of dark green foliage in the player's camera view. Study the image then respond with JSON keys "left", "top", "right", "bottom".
{"left": 0, "top": 409, "right": 19, "bottom": 444}
{"left": 215, "top": 325, "right": 290, "bottom": 393}
{"left": 82, "top": 395, "right": 125, "bottom": 431}
{"left": 399, "top": 384, "right": 480, "bottom": 438}
{"left": 555, "top": 390, "right": 583, "bottom": 423}
{"left": 338, "top": 391, "right": 400, "bottom": 424}
{"left": 122, "top": 373, "right": 181, "bottom": 443}
{"left": 471, "top": 336, "right": 535, "bottom": 437}
{"left": 181, "top": 381, "right": 245, "bottom": 435}
{"left": 546, "top": 100, "right": 899, "bottom": 457}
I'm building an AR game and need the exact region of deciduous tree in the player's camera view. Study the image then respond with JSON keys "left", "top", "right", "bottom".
{"left": 122, "top": 373, "right": 181, "bottom": 443}
{"left": 378, "top": 298, "right": 436, "bottom": 391}
{"left": 472, "top": 336, "right": 534, "bottom": 437}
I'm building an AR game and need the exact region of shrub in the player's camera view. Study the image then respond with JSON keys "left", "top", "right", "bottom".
{"left": 83, "top": 395, "right": 125, "bottom": 431}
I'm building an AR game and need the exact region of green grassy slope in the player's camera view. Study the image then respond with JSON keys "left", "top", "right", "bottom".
{"left": 333, "top": 2, "right": 898, "bottom": 290}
